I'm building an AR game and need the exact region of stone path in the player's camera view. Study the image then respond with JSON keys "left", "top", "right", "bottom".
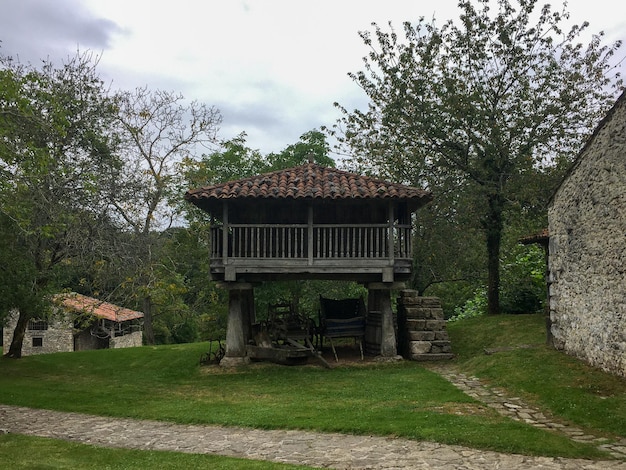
{"left": 1, "top": 362, "right": 625, "bottom": 469}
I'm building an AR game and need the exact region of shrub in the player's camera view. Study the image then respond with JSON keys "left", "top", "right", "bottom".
{"left": 448, "top": 288, "right": 487, "bottom": 322}
{"left": 500, "top": 245, "right": 546, "bottom": 314}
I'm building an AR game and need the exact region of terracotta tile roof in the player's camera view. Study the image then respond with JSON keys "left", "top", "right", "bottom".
{"left": 185, "top": 163, "right": 432, "bottom": 212}
{"left": 55, "top": 293, "right": 144, "bottom": 322}
{"left": 519, "top": 228, "right": 549, "bottom": 245}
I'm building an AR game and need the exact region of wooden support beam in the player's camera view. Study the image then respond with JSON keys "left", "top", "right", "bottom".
{"left": 308, "top": 205, "right": 314, "bottom": 265}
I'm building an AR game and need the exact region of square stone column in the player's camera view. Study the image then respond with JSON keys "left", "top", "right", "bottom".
{"left": 218, "top": 282, "right": 254, "bottom": 366}
{"left": 367, "top": 283, "right": 403, "bottom": 358}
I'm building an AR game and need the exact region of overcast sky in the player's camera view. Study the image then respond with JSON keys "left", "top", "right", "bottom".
{"left": 1, "top": 0, "right": 624, "bottom": 155}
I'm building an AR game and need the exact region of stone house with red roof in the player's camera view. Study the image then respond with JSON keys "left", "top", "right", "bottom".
{"left": 547, "top": 90, "right": 626, "bottom": 378}
{"left": 2, "top": 293, "right": 143, "bottom": 357}
{"left": 185, "top": 162, "right": 441, "bottom": 365}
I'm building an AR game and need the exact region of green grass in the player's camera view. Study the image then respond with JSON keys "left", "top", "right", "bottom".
{"left": 0, "top": 434, "right": 311, "bottom": 469}
{"left": 1, "top": 314, "right": 624, "bottom": 464}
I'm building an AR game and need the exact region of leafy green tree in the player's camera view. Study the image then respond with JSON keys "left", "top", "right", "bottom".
{"left": 410, "top": 174, "right": 484, "bottom": 296}
{"left": 183, "top": 129, "right": 334, "bottom": 198}
{"left": 184, "top": 132, "right": 267, "bottom": 188}
{"left": 147, "top": 227, "right": 229, "bottom": 344}
{"left": 500, "top": 243, "right": 546, "bottom": 314}
{"left": 0, "top": 214, "right": 50, "bottom": 340}
{"left": 0, "top": 51, "right": 121, "bottom": 357}
{"left": 331, "top": 0, "right": 622, "bottom": 314}
{"left": 266, "top": 129, "right": 335, "bottom": 170}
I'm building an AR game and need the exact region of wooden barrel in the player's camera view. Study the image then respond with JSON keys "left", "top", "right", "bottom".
{"left": 364, "top": 310, "right": 382, "bottom": 356}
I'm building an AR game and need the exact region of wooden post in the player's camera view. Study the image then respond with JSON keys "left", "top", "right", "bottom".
{"left": 222, "top": 202, "right": 229, "bottom": 263}
{"left": 308, "top": 205, "right": 314, "bottom": 265}
{"left": 388, "top": 201, "right": 395, "bottom": 262}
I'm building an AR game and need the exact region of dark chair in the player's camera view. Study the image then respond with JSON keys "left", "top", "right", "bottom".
{"left": 319, "top": 296, "right": 366, "bottom": 361}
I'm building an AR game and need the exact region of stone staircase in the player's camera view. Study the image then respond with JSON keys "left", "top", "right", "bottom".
{"left": 397, "top": 290, "right": 454, "bottom": 361}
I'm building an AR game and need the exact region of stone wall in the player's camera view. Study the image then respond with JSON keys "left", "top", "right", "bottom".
{"left": 110, "top": 330, "right": 143, "bottom": 348}
{"left": 397, "top": 291, "right": 453, "bottom": 361}
{"left": 3, "top": 312, "right": 144, "bottom": 356}
{"left": 2, "top": 311, "right": 73, "bottom": 357}
{"left": 548, "top": 94, "right": 626, "bottom": 378}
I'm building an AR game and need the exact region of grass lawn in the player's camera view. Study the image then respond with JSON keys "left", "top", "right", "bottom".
{"left": 1, "top": 313, "right": 624, "bottom": 465}
{"left": 0, "top": 433, "right": 311, "bottom": 469}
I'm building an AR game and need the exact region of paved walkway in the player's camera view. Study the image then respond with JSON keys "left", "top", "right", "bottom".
{"left": 1, "top": 362, "right": 625, "bottom": 469}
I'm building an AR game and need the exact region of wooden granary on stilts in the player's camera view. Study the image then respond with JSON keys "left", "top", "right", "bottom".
{"left": 185, "top": 162, "right": 433, "bottom": 365}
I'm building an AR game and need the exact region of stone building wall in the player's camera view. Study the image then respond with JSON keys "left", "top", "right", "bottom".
{"left": 2, "top": 311, "right": 73, "bottom": 357}
{"left": 548, "top": 93, "right": 626, "bottom": 378}
{"left": 110, "top": 330, "right": 143, "bottom": 348}
{"left": 2, "top": 311, "right": 143, "bottom": 356}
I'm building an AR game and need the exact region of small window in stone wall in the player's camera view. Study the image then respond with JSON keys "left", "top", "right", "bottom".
{"left": 32, "top": 337, "right": 43, "bottom": 347}
{"left": 28, "top": 319, "right": 48, "bottom": 330}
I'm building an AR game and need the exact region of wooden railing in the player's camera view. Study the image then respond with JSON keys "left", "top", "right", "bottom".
{"left": 210, "top": 224, "right": 412, "bottom": 261}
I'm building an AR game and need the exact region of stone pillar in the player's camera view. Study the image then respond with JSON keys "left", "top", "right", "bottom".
{"left": 218, "top": 283, "right": 254, "bottom": 366}
{"left": 367, "top": 283, "right": 402, "bottom": 358}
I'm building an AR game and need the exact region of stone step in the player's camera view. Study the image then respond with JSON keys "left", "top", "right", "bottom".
{"left": 407, "top": 340, "right": 452, "bottom": 355}
{"left": 410, "top": 353, "right": 455, "bottom": 361}
{"left": 407, "top": 331, "right": 451, "bottom": 341}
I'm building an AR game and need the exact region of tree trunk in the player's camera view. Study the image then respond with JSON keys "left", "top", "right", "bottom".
{"left": 486, "top": 233, "right": 501, "bottom": 315}
{"left": 5, "top": 310, "right": 30, "bottom": 359}
{"left": 485, "top": 193, "right": 504, "bottom": 315}
{"left": 142, "top": 296, "right": 156, "bottom": 345}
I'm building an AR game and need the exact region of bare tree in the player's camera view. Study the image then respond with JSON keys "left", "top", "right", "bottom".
{"left": 109, "top": 87, "right": 221, "bottom": 343}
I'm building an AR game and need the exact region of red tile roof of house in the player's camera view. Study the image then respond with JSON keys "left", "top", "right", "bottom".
{"left": 519, "top": 228, "right": 549, "bottom": 245}
{"left": 56, "top": 293, "right": 144, "bottom": 322}
{"left": 185, "top": 162, "right": 432, "bottom": 213}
